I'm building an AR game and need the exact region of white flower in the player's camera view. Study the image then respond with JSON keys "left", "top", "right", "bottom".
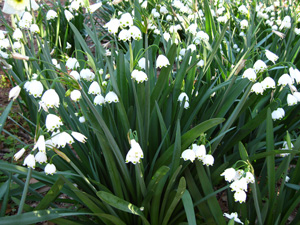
{"left": 240, "top": 19, "right": 248, "bottom": 29}
{"left": 41, "top": 89, "right": 60, "bottom": 109}
{"left": 238, "top": 5, "right": 248, "bottom": 15}
{"left": 187, "top": 24, "right": 198, "bottom": 35}
{"left": 3, "top": 0, "right": 39, "bottom": 15}
{"left": 14, "top": 148, "right": 25, "bottom": 160}
{"left": 45, "top": 163, "right": 56, "bottom": 175}
{"left": 194, "top": 31, "right": 209, "bottom": 44}
{"left": 160, "top": 6, "right": 168, "bottom": 14}
{"left": 35, "top": 151, "right": 47, "bottom": 164}
{"left": 46, "top": 10, "right": 58, "bottom": 20}
{"left": 46, "top": 114, "right": 63, "bottom": 132}
{"left": 192, "top": 144, "right": 206, "bottom": 160}
{"left": 129, "top": 26, "right": 142, "bottom": 40}
{"left": 287, "top": 94, "right": 297, "bottom": 106}
{"left": 70, "top": 70, "right": 80, "bottom": 80}
{"left": 26, "top": 80, "right": 44, "bottom": 98}
{"left": 53, "top": 132, "right": 74, "bottom": 148}
{"left": 141, "top": 1, "right": 147, "bottom": 8}
{"left": 138, "top": 57, "right": 149, "bottom": 70}
{"left": 87, "top": 2, "right": 102, "bottom": 13}
{"left": 242, "top": 68, "right": 256, "bottom": 82}
{"left": 13, "top": 28, "right": 23, "bottom": 41}
{"left": 131, "top": 70, "right": 148, "bottom": 83}
{"left": 289, "top": 67, "right": 300, "bottom": 84}
{"left": 80, "top": 68, "right": 95, "bottom": 81}
{"left": 118, "top": 29, "right": 130, "bottom": 42}
{"left": 70, "top": 90, "right": 81, "bottom": 102}
{"left": 253, "top": 60, "right": 267, "bottom": 73}
{"left": 33, "top": 135, "right": 46, "bottom": 152}
{"left": 197, "top": 59, "right": 204, "bottom": 67}
{"left": 69, "top": 0, "right": 80, "bottom": 11}
{"left": 64, "top": 10, "right": 74, "bottom": 21}
{"left": 66, "top": 57, "right": 79, "bottom": 70}
{"left": 120, "top": 13, "right": 133, "bottom": 28}
{"left": 178, "top": 92, "right": 189, "bottom": 103}
{"left": 245, "top": 172, "right": 255, "bottom": 183}
{"left": 71, "top": 131, "right": 87, "bottom": 143}
{"left": 224, "top": 212, "right": 244, "bottom": 224}
{"left": 79, "top": 116, "right": 85, "bottom": 123}
{"left": 66, "top": 42, "right": 72, "bottom": 49}
{"left": 181, "top": 149, "right": 196, "bottom": 162}
{"left": 0, "top": 38, "right": 9, "bottom": 49}
{"left": 221, "top": 168, "right": 237, "bottom": 182}
{"left": 202, "top": 154, "right": 214, "bottom": 166}
{"left": 105, "top": 91, "right": 119, "bottom": 103}
{"left": 94, "top": 94, "right": 105, "bottom": 105}
{"left": 104, "top": 18, "right": 120, "bottom": 34}
{"left": 9, "top": 85, "right": 21, "bottom": 101}
{"left": 261, "top": 77, "right": 275, "bottom": 89}
{"left": 125, "top": 139, "right": 144, "bottom": 164}
{"left": 278, "top": 74, "right": 294, "bottom": 86}
{"left": 295, "top": 28, "right": 300, "bottom": 35}
{"left": 265, "top": 50, "right": 278, "bottom": 64}
{"left": 271, "top": 108, "right": 285, "bottom": 120}
{"left": 23, "top": 154, "right": 35, "bottom": 168}
{"left": 251, "top": 82, "right": 264, "bottom": 95}
{"left": 156, "top": 55, "right": 170, "bottom": 68}
{"left": 293, "top": 92, "right": 300, "bottom": 102}
{"left": 30, "top": 24, "right": 40, "bottom": 34}
{"left": 88, "top": 81, "right": 101, "bottom": 95}
{"left": 234, "top": 190, "right": 247, "bottom": 203}
{"left": 163, "top": 32, "right": 170, "bottom": 42}
{"left": 21, "top": 12, "right": 32, "bottom": 23}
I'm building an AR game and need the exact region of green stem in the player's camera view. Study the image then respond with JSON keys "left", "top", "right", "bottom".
{"left": 17, "top": 167, "right": 32, "bottom": 215}
{"left": 136, "top": 163, "right": 147, "bottom": 197}
{"left": 129, "top": 41, "right": 134, "bottom": 72}
{"left": 0, "top": 172, "right": 12, "bottom": 216}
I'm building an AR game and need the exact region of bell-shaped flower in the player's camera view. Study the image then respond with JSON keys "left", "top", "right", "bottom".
{"left": 69, "top": 0, "right": 80, "bottom": 11}
{"left": 80, "top": 68, "right": 95, "bottom": 81}
{"left": 120, "top": 13, "right": 133, "bottom": 28}
{"left": 192, "top": 144, "right": 206, "bottom": 160}
{"left": 21, "top": 12, "right": 33, "bottom": 24}
{"left": 118, "top": 29, "right": 130, "bottom": 42}
{"left": 94, "top": 94, "right": 105, "bottom": 105}
{"left": 14, "top": 148, "right": 25, "bottom": 160}
{"left": 156, "top": 55, "right": 170, "bottom": 68}
{"left": 131, "top": 70, "right": 148, "bottom": 83}
{"left": 223, "top": 212, "right": 244, "bottom": 224}
{"left": 221, "top": 168, "right": 237, "bottom": 182}
{"left": 253, "top": 60, "right": 267, "bottom": 73}
{"left": 46, "top": 114, "right": 63, "bottom": 132}
{"left": 278, "top": 74, "right": 294, "bottom": 86}
{"left": 53, "top": 132, "right": 74, "bottom": 148}
{"left": 287, "top": 94, "right": 297, "bottom": 106}
{"left": 46, "top": 10, "right": 58, "bottom": 20}
{"left": 261, "top": 77, "right": 275, "bottom": 89}
{"left": 230, "top": 178, "right": 248, "bottom": 192}
{"left": 0, "top": 39, "right": 10, "bottom": 49}
{"left": 9, "top": 85, "right": 21, "bottom": 101}
{"left": 293, "top": 92, "right": 300, "bottom": 102}
{"left": 71, "top": 131, "right": 87, "bottom": 143}
{"left": 289, "top": 67, "right": 300, "bottom": 84}
{"left": 138, "top": 57, "right": 149, "bottom": 70}
{"left": 88, "top": 81, "right": 101, "bottom": 95}
{"left": 13, "top": 28, "right": 23, "bottom": 41}
{"left": 271, "top": 108, "right": 285, "bottom": 120}
{"left": 242, "top": 68, "right": 256, "bottom": 82}
{"left": 104, "top": 18, "right": 120, "bottom": 34}
{"left": 245, "top": 172, "right": 255, "bottom": 184}
{"left": 105, "top": 91, "right": 119, "bottom": 103}
{"left": 202, "top": 154, "right": 214, "bottom": 166}
{"left": 64, "top": 10, "right": 74, "bottom": 21}
{"left": 41, "top": 89, "right": 60, "bottom": 109}
{"left": 265, "top": 50, "right": 278, "bottom": 64}
{"left": 35, "top": 151, "right": 47, "bottom": 164}
{"left": 44, "top": 163, "right": 56, "bottom": 175}
{"left": 181, "top": 149, "right": 196, "bottom": 162}
{"left": 27, "top": 80, "right": 44, "bottom": 98}
{"left": 23, "top": 154, "right": 35, "bottom": 168}
{"left": 194, "top": 31, "right": 209, "bottom": 44}
{"left": 187, "top": 24, "right": 198, "bottom": 35}
{"left": 129, "top": 26, "right": 142, "bottom": 40}
{"left": 251, "top": 82, "right": 264, "bottom": 95}
{"left": 3, "top": 0, "right": 39, "bottom": 15}
{"left": 238, "top": 5, "right": 248, "bottom": 15}
{"left": 234, "top": 190, "right": 247, "bottom": 203}
{"left": 240, "top": 19, "right": 248, "bottom": 29}
{"left": 70, "top": 70, "right": 80, "bottom": 80}
{"left": 30, "top": 24, "right": 40, "bottom": 34}
{"left": 87, "top": 2, "right": 102, "bottom": 13}
{"left": 79, "top": 116, "right": 85, "bottom": 123}
{"left": 33, "top": 135, "right": 46, "bottom": 152}
{"left": 125, "top": 139, "right": 144, "bottom": 164}
{"left": 66, "top": 57, "right": 79, "bottom": 70}
{"left": 70, "top": 90, "right": 81, "bottom": 102}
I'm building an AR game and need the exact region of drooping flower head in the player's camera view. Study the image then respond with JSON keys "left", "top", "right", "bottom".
{"left": 126, "top": 139, "right": 144, "bottom": 164}
{"left": 3, "top": 0, "right": 39, "bottom": 15}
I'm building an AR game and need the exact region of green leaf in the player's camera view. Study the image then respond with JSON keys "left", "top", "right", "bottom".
{"left": 182, "top": 190, "right": 197, "bottom": 225}
{"left": 238, "top": 142, "right": 249, "bottom": 161}
{"left": 97, "top": 191, "right": 150, "bottom": 225}
{"left": 0, "top": 100, "right": 13, "bottom": 133}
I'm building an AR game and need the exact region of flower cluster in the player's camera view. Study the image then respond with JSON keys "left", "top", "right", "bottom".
{"left": 223, "top": 212, "right": 244, "bottom": 224}
{"left": 181, "top": 144, "right": 214, "bottom": 166}
{"left": 221, "top": 168, "right": 255, "bottom": 203}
